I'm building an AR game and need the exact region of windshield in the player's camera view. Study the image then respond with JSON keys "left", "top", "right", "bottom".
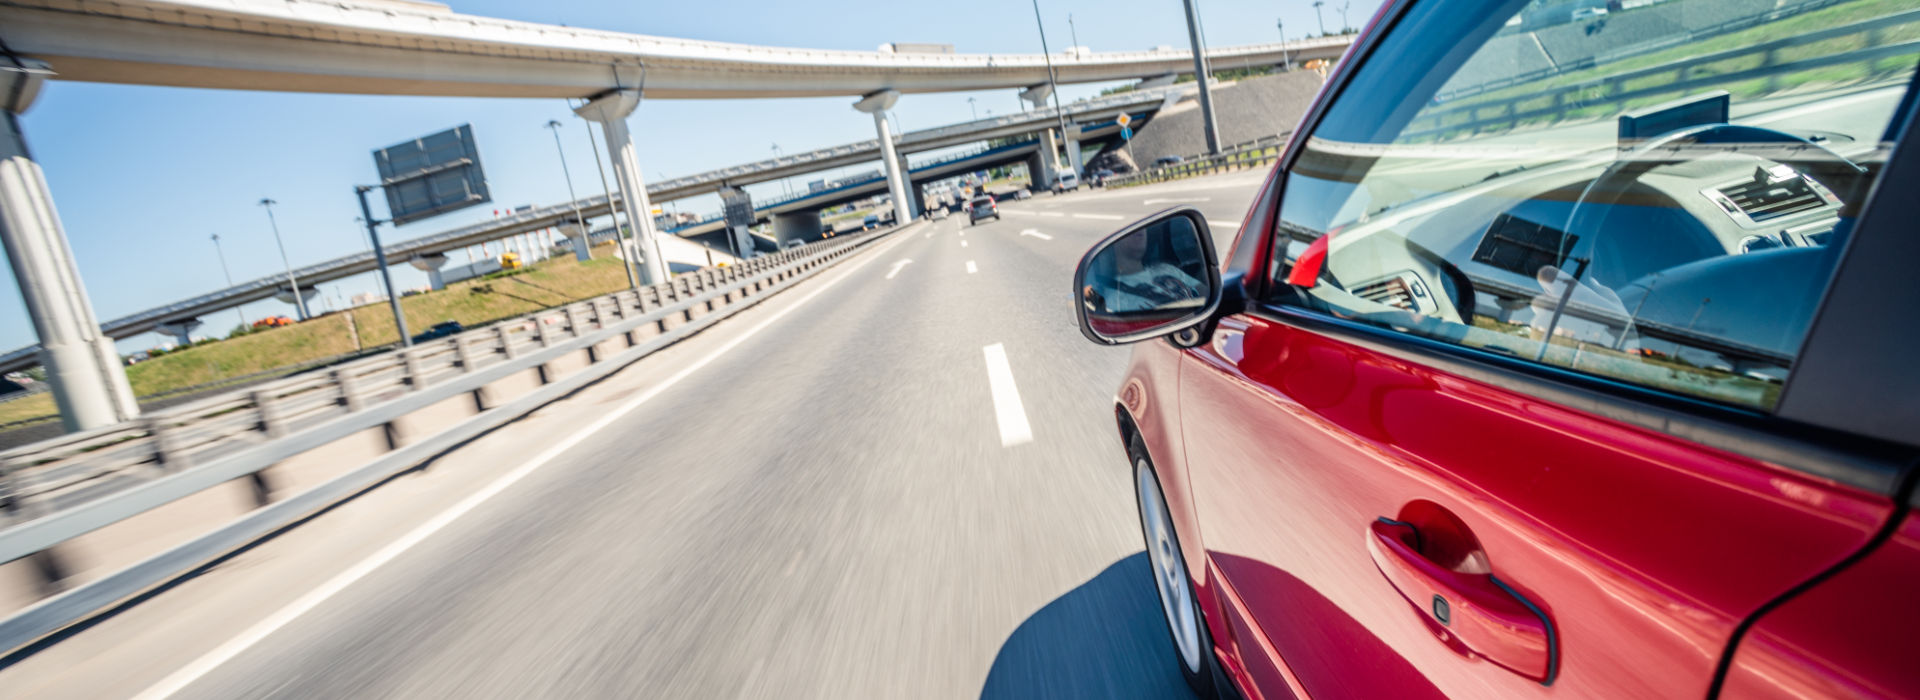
{"left": 1271, "top": 0, "right": 1918, "bottom": 411}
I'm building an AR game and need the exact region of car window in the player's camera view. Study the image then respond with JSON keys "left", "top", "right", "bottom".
{"left": 1267, "top": 0, "right": 1917, "bottom": 411}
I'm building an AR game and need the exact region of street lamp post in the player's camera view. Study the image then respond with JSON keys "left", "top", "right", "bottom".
{"left": 1278, "top": 19, "right": 1291, "bottom": 70}
{"left": 545, "top": 120, "right": 589, "bottom": 262}
{"left": 968, "top": 97, "right": 978, "bottom": 121}
{"left": 257, "top": 198, "right": 308, "bottom": 321}
{"left": 1029, "top": 0, "right": 1071, "bottom": 176}
{"left": 1069, "top": 13, "right": 1080, "bottom": 50}
{"left": 772, "top": 143, "right": 792, "bottom": 198}
{"left": 1340, "top": 2, "right": 1351, "bottom": 32}
{"left": 210, "top": 234, "right": 245, "bottom": 328}
{"left": 1314, "top": 1, "right": 1327, "bottom": 36}
{"left": 580, "top": 111, "right": 637, "bottom": 290}
{"left": 1181, "top": 0, "right": 1224, "bottom": 155}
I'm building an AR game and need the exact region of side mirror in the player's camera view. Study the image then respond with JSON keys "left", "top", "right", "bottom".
{"left": 1073, "top": 207, "right": 1222, "bottom": 345}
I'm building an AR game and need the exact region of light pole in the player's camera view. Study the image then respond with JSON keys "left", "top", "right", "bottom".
{"left": 772, "top": 143, "right": 792, "bottom": 198}
{"left": 968, "top": 97, "right": 978, "bottom": 121}
{"left": 1068, "top": 13, "right": 1080, "bottom": 50}
{"left": 1340, "top": 2, "right": 1351, "bottom": 32}
{"left": 1181, "top": 0, "right": 1224, "bottom": 154}
{"left": 1029, "top": 0, "right": 1071, "bottom": 176}
{"left": 210, "top": 234, "right": 245, "bottom": 328}
{"left": 257, "top": 198, "right": 308, "bottom": 321}
{"left": 545, "top": 120, "right": 588, "bottom": 259}
{"left": 1313, "top": 1, "right": 1327, "bottom": 36}
{"left": 1277, "top": 19, "right": 1291, "bottom": 70}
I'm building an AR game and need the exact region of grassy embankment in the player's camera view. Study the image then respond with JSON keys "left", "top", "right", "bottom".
{"left": 1, "top": 247, "right": 637, "bottom": 428}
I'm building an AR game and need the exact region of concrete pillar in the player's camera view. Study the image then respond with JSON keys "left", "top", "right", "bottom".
{"left": 1019, "top": 83, "right": 1054, "bottom": 110}
{"left": 574, "top": 91, "right": 666, "bottom": 285}
{"left": 1064, "top": 122, "right": 1086, "bottom": 177}
{"left": 156, "top": 319, "right": 202, "bottom": 348}
{"left": 853, "top": 90, "right": 914, "bottom": 230}
{"left": 0, "top": 59, "right": 140, "bottom": 432}
{"left": 408, "top": 253, "right": 451, "bottom": 290}
{"left": 559, "top": 220, "right": 591, "bottom": 261}
{"left": 771, "top": 211, "right": 822, "bottom": 247}
{"left": 272, "top": 286, "right": 319, "bottom": 308}
{"left": 1038, "top": 128, "right": 1062, "bottom": 189}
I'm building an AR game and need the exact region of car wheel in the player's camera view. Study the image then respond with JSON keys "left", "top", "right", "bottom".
{"left": 1133, "top": 439, "right": 1228, "bottom": 699}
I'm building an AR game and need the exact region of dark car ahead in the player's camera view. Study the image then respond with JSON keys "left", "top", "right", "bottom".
{"left": 1153, "top": 155, "right": 1183, "bottom": 168}
{"left": 1071, "top": 0, "right": 1920, "bottom": 697}
{"left": 411, "top": 320, "right": 463, "bottom": 345}
{"left": 861, "top": 214, "right": 880, "bottom": 231}
{"left": 967, "top": 195, "right": 998, "bottom": 224}
{"left": 1092, "top": 169, "right": 1116, "bottom": 187}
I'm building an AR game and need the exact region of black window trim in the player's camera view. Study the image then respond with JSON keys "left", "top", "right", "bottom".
{"left": 1249, "top": 303, "right": 1915, "bottom": 495}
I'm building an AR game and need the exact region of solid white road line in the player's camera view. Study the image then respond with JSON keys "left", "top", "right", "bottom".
{"left": 887, "top": 259, "right": 913, "bottom": 279}
{"left": 961, "top": 240, "right": 969, "bottom": 247}
{"left": 1019, "top": 230, "right": 1052, "bottom": 240}
{"left": 1144, "top": 197, "right": 1212, "bottom": 205}
{"left": 1040, "top": 212, "right": 1064, "bottom": 217}
{"left": 1071, "top": 213, "right": 1124, "bottom": 220}
{"left": 1207, "top": 219, "right": 1242, "bottom": 231}
{"left": 982, "top": 344, "right": 1034, "bottom": 447}
{"left": 129, "top": 231, "right": 914, "bottom": 700}
{"left": 966, "top": 261, "right": 978, "bottom": 274}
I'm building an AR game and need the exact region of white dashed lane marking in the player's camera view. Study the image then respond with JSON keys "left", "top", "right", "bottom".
{"left": 966, "top": 261, "right": 978, "bottom": 274}
{"left": 1019, "top": 230, "right": 1052, "bottom": 240}
{"left": 983, "top": 343, "right": 1033, "bottom": 447}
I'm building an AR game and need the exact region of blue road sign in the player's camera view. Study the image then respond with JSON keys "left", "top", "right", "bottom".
{"left": 1122, "top": 126, "right": 1134, "bottom": 140}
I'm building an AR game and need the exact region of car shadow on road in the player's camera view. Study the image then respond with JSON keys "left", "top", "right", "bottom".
{"left": 980, "top": 552, "right": 1197, "bottom": 700}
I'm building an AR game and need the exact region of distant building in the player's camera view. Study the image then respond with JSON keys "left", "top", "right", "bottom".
{"left": 349, "top": 291, "right": 389, "bottom": 307}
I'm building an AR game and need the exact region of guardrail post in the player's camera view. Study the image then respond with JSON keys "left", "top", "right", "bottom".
{"left": 144, "top": 415, "right": 191, "bottom": 473}
{"left": 333, "top": 368, "right": 365, "bottom": 413}
{"left": 401, "top": 348, "right": 426, "bottom": 391}
{"left": 496, "top": 325, "right": 518, "bottom": 360}
{"left": 564, "top": 306, "right": 583, "bottom": 339}
{"left": 536, "top": 314, "right": 555, "bottom": 347}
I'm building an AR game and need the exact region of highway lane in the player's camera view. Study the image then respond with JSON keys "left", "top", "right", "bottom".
{"left": 0, "top": 170, "right": 1271, "bottom": 700}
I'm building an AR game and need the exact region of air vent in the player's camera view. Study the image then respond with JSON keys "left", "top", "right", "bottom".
{"left": 1352, "top": 271, "right": 1439, "bottom": 314}
{"left": 1715, "top": 175, "right": 1827, "bottom": 223}
{"left": 1472, "top": 213, "right": 1577, "bottom": 279}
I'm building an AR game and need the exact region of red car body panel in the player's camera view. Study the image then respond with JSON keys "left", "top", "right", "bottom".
{"left": 1719, "top": 511, "right": 1920, "bottom": 699}
{"left": 1172, "top": 315, "right": 1888, "bottom": 699}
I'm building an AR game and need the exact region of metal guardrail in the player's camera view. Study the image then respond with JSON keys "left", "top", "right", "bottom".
{"left": 0, "top": 225, "right": 902, "bottom": 653}
{"left": 1106, "top": 136, "right": 1287, "bottom": 188}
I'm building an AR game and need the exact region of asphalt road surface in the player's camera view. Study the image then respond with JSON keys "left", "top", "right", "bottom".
{"left": 0, "top": 169, "right": 1272, "bottom": 700}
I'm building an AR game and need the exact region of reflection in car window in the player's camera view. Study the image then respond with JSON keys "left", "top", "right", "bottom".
{"left": 1268, "top": 0, "right": 1917, "bottom": 410}
{"left": 1083, "top": 216, "right": 1210, "bottom": 334}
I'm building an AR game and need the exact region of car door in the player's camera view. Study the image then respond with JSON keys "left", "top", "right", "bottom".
{"left": 1176, "top": 0, "right": 1920, "bottom": 698}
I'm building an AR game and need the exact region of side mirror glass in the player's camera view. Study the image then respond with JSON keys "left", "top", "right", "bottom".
{"left": 1073, "top": 207, "right": 1222, "bottom": 345}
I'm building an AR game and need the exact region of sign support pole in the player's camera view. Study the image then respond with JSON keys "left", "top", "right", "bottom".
{"left": 356, "top": 186, "right": 412, "bottom": 347}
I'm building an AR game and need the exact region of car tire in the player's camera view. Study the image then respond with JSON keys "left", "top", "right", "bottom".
{"left": 1132, "top": 437, "right": 1234, "bottom": 699}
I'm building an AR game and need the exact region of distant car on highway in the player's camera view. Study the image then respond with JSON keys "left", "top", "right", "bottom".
{"left": 862, "top": 214, "right": 881, "bottom": 230}
{"left": 967, "top": 195, "right": 999, "bottom": 224}
{"left": 1092, "top": 169, "right": 1116, "bottom": 187}
{"left": 1571, "top": 6, "right": 1607, "bottom": 20}
{"left": 1071, "top": 1, "right": 1920, "bottom": 698}
{"left": 1013, "top": 188, "right": 1032, "bottom": 200}
{"left": 930, "top": 206, "right": 949, "bottom": 220}
{"left": 782, "top": 239, "right": 807, "bottom": 250}
{"left": 1053, "top": 172, "right": 1081, "bottom": 194}
{"left": 1153, "top": 155, "right": 1184, "bottom": 168}
{"left": 411, "top": 320, "right": 464, "bottom": 344}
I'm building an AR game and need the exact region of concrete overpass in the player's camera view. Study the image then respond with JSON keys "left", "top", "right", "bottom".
{"left": 0, "top": 0, "right": 1352, "bottom": 99}
{"left": 0, "top": 0, "right": 1352, "bottom": 431}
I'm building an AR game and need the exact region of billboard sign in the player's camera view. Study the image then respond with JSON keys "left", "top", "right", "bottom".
{"left": 373, "top": 124, "right": 491, "bottom": 226}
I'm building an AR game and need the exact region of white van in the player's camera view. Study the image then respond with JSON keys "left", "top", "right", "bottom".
{"left": 1054, "top": 172, "right": 1081, "bottom": 194}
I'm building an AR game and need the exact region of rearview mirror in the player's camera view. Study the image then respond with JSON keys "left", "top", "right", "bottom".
{"left": 1073, "top": 207, "right": 1222, "bottom": 345}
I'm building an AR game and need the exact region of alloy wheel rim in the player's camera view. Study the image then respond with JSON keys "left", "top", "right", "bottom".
{"left": 1139, "top": 459, "right": 1203, "bottom": 672}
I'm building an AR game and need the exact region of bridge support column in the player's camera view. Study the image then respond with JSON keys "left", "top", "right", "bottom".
{"left": 1038, "top": 128, "right": 1062, "bottom": 189}
{"left": 771, "top": 211, "right": 822, "bottom": 247}
{"left": 0, "top": 60, "right": 140, "bottom": 432}
{"left": 853, "top": 90, "right": 914, "bottom": 230}
{"left": 408, "top": 253, "right": 451, "bottom": 290}
{"left": 156, "top": 319, "right": 202, "bottom": 348}
{"left": 559, "top": 220, "right": 591, "bottom": 261}
{"left": 574, "top": 91, "right": 666, "bottom": 286}
{"left": 1064, "top": 122, "right": 1086, "bottom": 177}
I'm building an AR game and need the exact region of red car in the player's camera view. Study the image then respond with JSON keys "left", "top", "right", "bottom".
{"left": 1073, "top": 0, "right": 1920, "bottom": 698}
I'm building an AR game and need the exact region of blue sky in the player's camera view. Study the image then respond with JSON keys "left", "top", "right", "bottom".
{"left": 3, "top": 0, "right": 1380, "bottom": 352}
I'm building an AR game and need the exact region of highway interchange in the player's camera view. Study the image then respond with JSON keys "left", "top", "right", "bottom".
{"left": 0, "top": 169, "right": 1270, "bottom": 700}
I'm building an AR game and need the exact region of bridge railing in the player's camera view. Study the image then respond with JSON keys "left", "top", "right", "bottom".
{"left": 1105, "top": 135, "right": 1288, "bottom": 188}
{"left": 0, "top": 224, "right": 905, "bottom": 652}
